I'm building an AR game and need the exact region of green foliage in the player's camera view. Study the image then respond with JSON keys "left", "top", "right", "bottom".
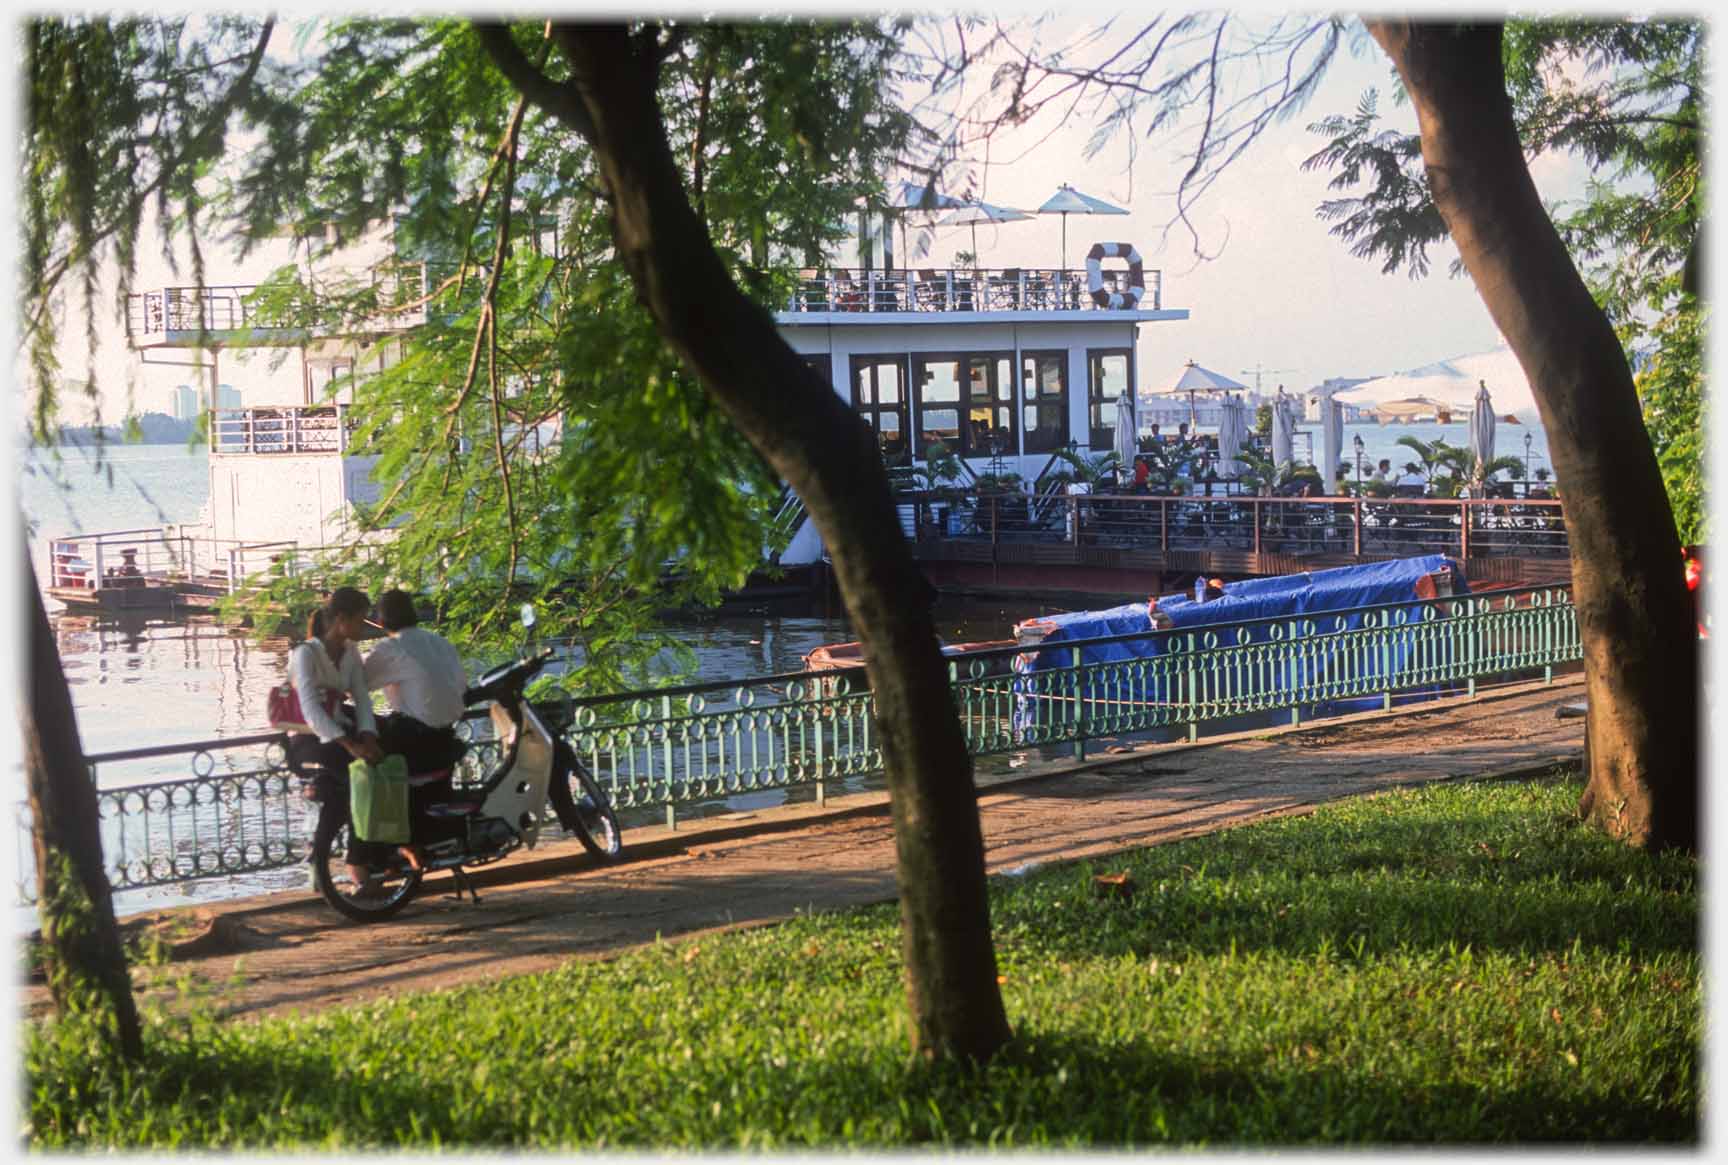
{"left": 1635, "top": 301, "right": 1705, "bottom": 543}
{"left": 22, "top": 15, "right": 280, "bottom": 447}
{"left": 190, "top": 17, "right": 921, "bottom": 679}
{"left": 24, "top": 776, "right": 1698, "bottom": 1147}
{"left": 1052, "top": 446, "right": 1121, "bottom": 487}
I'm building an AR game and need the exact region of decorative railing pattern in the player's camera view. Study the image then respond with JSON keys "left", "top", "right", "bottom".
{"left": 128, "top": 266, "right": 430, "bottom": 338}
{"left": 900, "top": 490, "right": 1570, "bottom": 560}
{"left": 16, "top": 587, "right": 1580, "bottom": 904}
{"left": 784, "top": 267, "right": 1165, "bottom": 314}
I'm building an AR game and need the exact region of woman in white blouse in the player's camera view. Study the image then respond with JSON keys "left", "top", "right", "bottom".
{"left": 285, "top": 586, "right": 390, "bottom": 884}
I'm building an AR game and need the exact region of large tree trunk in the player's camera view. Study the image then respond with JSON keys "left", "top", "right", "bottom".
{"left": 22, "top": 553, "right": 143, "bottom": 1058}
{"left": 1366, "top": 20, "right": 1698, "bottom": 852}
{"left": 480, "top": 23, "right": 1012, "bottom": 1060}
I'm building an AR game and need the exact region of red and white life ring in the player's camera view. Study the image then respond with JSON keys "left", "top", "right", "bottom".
{"left": 1086, "top": 242, "right": 1145, "bottom": 309}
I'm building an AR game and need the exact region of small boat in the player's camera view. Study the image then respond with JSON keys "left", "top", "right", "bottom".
{"left": 801, "top": 636, "right": 1016, "bottom": 696}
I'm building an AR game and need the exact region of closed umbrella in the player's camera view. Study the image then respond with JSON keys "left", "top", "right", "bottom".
{"left": 1320, "top": 394, "right": 1344, "bottom": 494}
{"left": 1216, "top": 394, "right": 1247, "bottom": 477}
{"left": 1271, "top": 389, "right": 1296, "bottom": 470}
{"left": 1037, "top": 183, "right": 1129, "bottom": 273}
{"left": 1468, "top": 379, "right": 1497, "bottom": 490}
{"left": 1113, "top": 391, "right": 1137, "bottom": 479}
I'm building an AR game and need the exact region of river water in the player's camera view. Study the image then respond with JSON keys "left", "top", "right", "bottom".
{"left": 18, "top": 428, "right": 1546, "bottom": 920}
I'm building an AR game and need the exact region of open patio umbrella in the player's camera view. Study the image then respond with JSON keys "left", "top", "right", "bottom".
{"left": 1113, "top": 391, "right": 1138, "bottom": 479}
{"left": 1037, "top": 184, "right": 1129, "bottom": 272}
{"left": 885, "top": 180, "right": 965, "bottom": 269}
{"left": 1158, "top": 361, "right": 1248, "bottom": 431}
{"left": 937, "top": 199, "right": 1033, "bottom": 261}
{"left": 1468, "top": 379, "right": 1497, "bottom": 490}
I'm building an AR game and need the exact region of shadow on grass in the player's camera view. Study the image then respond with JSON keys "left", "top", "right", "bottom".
{"left": 28, "top": 1018, "right": 1692, "bottom": 1148}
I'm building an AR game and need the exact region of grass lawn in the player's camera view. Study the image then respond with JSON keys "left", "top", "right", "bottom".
{"left": 23, "top": 772, "right": 1698, "bottom": 1148}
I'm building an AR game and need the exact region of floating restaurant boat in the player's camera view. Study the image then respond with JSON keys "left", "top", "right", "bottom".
{"left": 45, "top": 206, "right": 1193, "bottom": 612}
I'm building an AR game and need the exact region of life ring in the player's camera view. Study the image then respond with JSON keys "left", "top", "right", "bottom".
{"left": 1086, "top": 242, "right": 1145, "bottom": 308}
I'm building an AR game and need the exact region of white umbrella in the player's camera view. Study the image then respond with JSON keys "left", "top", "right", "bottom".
{"left": 1468, "top": 379, "right": 1497, "bottom": 489}
{"left": 1216, "top": 394, "right": 1247, "bottom": 477}
{"left": 885, "top": 180, "right": 966, "bottom": 269}
{"left": 1271, "top": 389, "right": 1296, "bottom": 469}
{"left": 1157, "top": 361, "right": 1248, "bottom": 431}
{"left": 937, "top": 199, "right": 1033, "bottom": 260}
{"left": 1321, "top": 394, "right": 1343, "bottom": 494}
{"left": 1113, "top": 391, "right": 1137, "bottom": 478}
{"left": 1036, "top": 183, "right": 1129, "bottom": 272}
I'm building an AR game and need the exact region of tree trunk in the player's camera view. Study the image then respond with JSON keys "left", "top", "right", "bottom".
{"left": 22, "top": 552, "right": 143, "bottom": 1058}
{"left": 1366, "top": 20, "right": 1698, "bottom": 852}
{"left": 482, "top": 23, "right": 1013, "bottom": 1060}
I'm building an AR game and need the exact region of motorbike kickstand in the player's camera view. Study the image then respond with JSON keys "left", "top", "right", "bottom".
{"left": 448, "top": 865, "right": 481, "bottom": 905}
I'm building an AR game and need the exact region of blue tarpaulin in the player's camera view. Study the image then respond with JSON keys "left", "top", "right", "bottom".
{"left": 1012, "top": 555, "right": 1471, "bottom": 725}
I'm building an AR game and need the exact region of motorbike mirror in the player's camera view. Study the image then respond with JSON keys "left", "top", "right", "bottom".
{"left": 520, "top": 603, "right": 537, "bottom": 630}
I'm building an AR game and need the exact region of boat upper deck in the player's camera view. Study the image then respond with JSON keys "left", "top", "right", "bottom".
{"left": 778, "top": 266, "right": 1184, "bottom": 324}
{"left": 126, "top": 265, "right": 431, "bottom": 347}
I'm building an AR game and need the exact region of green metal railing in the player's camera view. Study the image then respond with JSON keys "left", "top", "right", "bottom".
{"left": 16, "top": 585, "right": 1579, "bottom": 904}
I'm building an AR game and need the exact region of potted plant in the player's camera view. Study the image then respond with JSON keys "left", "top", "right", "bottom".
{"left": 911, "top": 442, "right": 966, "bottom": 534}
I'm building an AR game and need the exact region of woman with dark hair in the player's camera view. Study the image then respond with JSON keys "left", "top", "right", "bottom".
{"left": 284, "top": 586, "right": 390, "bottom": 887}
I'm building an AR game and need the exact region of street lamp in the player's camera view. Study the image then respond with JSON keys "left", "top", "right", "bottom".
{"left": 1353, "top": 433, "right": 1365, "bottom": 487}
{"left": 1523, "top": 431, "right": 1534, "bottom": 486}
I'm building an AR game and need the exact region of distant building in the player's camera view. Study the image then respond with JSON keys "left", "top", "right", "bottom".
{"left": 215, "top": 383, "right": 242, "bottom": 410}
{"left": 170, "top": 384, "right": 201, "bottom": 421}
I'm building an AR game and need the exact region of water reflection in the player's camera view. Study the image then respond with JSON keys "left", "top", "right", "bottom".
{"left": 46, "top": 596, "right": 1043, "bottom": 763}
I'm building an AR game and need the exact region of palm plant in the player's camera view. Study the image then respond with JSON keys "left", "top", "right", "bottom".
{"left": 1052, "top": 445, "right": 1122, "bottom": 487}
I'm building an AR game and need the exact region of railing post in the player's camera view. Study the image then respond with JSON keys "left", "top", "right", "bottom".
{"left": 92, "top": 543, "right": 105, "bottom": 589}
{"left": 1160, "top": 497, "right": 1168, "bottom": 554}
{"left": 1353, "top": 498, "right": 1362, "bottom": 557}
{"left": 662, "top": 694, "right": 678, "bottom": 830}
{"left": 1071, "top": 644, "right": 1087, "bottom": 762}
{"left": 1460, "top": 498, "right": 1470, "bottom": 560}
{"left": 290, "top": 410, "right": 301, "bottom": 454}
{"left": 1252, "top": 497, "right": 1262, "bottom": 556}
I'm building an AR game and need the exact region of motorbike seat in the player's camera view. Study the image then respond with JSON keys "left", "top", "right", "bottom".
{"left": 426, "top": 800, "right": 483, "bottom": 818}
{"left": 407, "top": 768, "right": 453, "bottom": 788}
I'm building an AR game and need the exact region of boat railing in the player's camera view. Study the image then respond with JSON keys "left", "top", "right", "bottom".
{"left": 211, "top": 405, "right": 352, "bottom": 455}
{"left": 785, "top": 266, "right": 1164, "bottom": 314}
{"left": 15, "top": 582, "right": 1580, "bottom": 904}
{"left": 128, "top": 264, "right": 431, "bottom": 339}
{"left": 893, "top": 487, "right": 1569, "bottom": 560}
{"left": 47, "top": 528, "right": 195, "bottom": 591}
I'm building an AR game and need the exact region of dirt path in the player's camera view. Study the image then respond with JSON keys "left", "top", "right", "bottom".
{"left": 22, "top": 678, "right": 1586, "bottom": 1022}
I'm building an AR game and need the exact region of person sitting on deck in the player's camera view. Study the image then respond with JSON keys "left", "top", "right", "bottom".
{"left": 1369, "top": 459, "right": 1391, "bottom": 485}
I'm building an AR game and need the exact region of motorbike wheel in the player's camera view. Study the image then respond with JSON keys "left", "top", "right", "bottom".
{"left": 310, "top": 810, "right": 421, "bottom": 922}
{"left": 550, "top": 740, "right": 622, "bottom": 860}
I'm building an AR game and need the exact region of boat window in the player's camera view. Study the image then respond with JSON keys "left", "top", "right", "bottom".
{"left": 915, "top": 352, "right": 1015, "bottom": 459}
{"left": 1088, "top": 347, "right": 1133, "bottom": 449}
{"left": 850, "top": 355, "right": 911, "bottom": 467}
{"left": 1022, "top": 350, "right": 1068, "bottom": 453}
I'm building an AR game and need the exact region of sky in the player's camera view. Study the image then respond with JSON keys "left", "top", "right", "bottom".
{"left": 32, "top": 12, "right": 1600, "bottom": 422}
{"left": 880, "top": 13, "right": 1595, "bottom": 400}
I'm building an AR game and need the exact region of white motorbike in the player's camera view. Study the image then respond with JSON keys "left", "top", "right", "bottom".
{"left": 307, "top": 614, "right": 621, "bottom": 922}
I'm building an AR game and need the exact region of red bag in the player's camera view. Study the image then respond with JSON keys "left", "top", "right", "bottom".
{"left": 268, "top": 682, "right": 345, "bottom": 733}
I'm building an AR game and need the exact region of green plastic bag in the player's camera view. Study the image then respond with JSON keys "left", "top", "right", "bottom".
{"left": 350, "top": 754, "right": 411, "bottom": 844}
